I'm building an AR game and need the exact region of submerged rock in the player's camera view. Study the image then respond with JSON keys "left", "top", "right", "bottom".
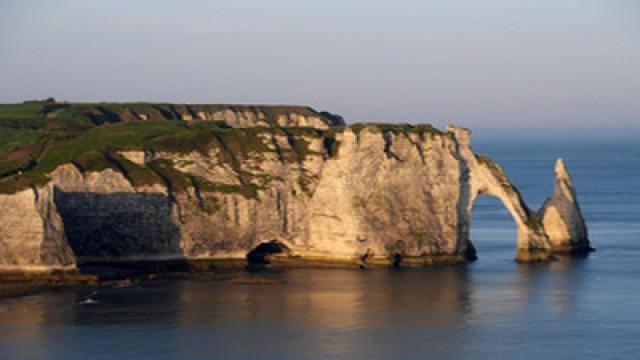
{"left": 540, "top": 159, "right": 593, "bottom": 253}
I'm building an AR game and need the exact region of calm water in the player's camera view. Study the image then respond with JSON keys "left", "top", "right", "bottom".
{"left": 1, "top": 137, "right": 639, "bottom": 360}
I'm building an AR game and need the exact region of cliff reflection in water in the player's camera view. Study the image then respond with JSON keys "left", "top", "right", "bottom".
{"left": 0, "top": 263, "right": 594, "bottom": 360}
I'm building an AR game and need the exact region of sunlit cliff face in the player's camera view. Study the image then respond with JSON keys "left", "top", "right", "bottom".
{"left": 0, "top": 119, "right": 591, "bottom": 271}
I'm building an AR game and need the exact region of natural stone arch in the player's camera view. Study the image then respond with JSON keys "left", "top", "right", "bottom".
{"left": 471, "top": 156, "right": 551, "bottom": 261}
{"left": 449, "top": 126, "right": 552, "bottom": 262}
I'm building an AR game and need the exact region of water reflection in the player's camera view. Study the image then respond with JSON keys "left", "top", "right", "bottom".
{"left": 547, "top": 255, "right": 589, "bottom": 315}
{"left": 171, "top": 268, "right": 476, "bottom": 358}
{"left": 0, "top": 261, "right": 596, "bottom": 360}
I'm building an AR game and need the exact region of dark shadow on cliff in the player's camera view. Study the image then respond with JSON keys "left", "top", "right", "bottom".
{"left": 53, "top": 188, "right": 185, "bottom": 277}
{"left": 246, "top": 240, "right": 290, "bottom": 271}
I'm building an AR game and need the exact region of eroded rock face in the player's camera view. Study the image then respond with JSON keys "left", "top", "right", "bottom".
{"left": 0, "top": 125, "right": 590, "bottom": 270}
{"left": 447, "top": 126, "right": 552, "bottom": 262}
{"left": 539, "top": 159, "right": 592, "bottom": 253}
{"left": 0, "top": 186, "right": 75, "bottom": 271}
{"left": 307, "top": 127, "right": 474, "bottom": 265}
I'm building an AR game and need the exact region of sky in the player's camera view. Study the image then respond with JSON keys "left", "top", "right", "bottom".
{"left": 0, "top": 0, "right": 639, "bottom": 129}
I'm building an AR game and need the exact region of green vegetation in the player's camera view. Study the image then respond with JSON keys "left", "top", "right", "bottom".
{"left": 0, "top": 100, "right": 446, "bottom": 196}
{"left": 525, "top": 208, "right": 545, "bottom": 233}
{"left": 475, "top": 154, "right": 512, "bottom": 188}
{"left": 0, "top": 100, "right": 342, "bottom": 195}
{"left": 349, "top": 123, "right": 444, "bottom": 137}
{"left": 0, "top": 101, "right": 47, "bottom": 129}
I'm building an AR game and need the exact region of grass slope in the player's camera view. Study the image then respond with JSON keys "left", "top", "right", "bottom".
{"left": 0, "top": 101, "right": 336, "bottom": 195}
{"left": 0, "top": 100, "right": 445, "bottom": 196}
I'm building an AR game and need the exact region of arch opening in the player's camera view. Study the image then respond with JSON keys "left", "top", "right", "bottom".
{"left": 470, "top": 195, "right": 519, "bottom": 261}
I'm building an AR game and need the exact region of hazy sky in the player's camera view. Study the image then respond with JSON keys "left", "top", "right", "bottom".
{"left": 1, "top": 0, "right": 639, "bottom": 128}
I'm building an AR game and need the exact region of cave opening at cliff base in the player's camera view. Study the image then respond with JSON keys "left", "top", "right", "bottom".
{"left": 246, "top": 240, "right": 289, "bottom": 267}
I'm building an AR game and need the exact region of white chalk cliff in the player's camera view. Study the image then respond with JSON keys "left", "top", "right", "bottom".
{"left": 0, "top": 123, "right": 592, "bottom": 271}
{"left": 540, "top": 159, "right": 592, "bottom": 253}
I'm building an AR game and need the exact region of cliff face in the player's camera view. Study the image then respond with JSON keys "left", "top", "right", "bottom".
{"left": 0, "top": 186, "right": 74, "bottom": 270}
{"left": 0, "top": 120, "right": 592, "bottom": 271}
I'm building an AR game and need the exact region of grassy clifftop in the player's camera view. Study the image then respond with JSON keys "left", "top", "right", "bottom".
{"left": 0, "top": 122, "right": 329, "bottom": 195}
{"left": 0, "top": 99, "right": 344, "bottom": 130}
{"left": 0, "top": 100, "right": 343, "bottom": 194}
{"left": 0, "top": 100, "right": 447, "bottom": 195}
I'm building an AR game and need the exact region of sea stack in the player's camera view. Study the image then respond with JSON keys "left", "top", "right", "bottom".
{"left": 540, "top": 158, "right": 594, "bottom": 253}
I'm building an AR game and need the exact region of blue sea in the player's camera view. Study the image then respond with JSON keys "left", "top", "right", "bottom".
{"left": 1, "top": 135, "right": 639, "bottom": 360}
